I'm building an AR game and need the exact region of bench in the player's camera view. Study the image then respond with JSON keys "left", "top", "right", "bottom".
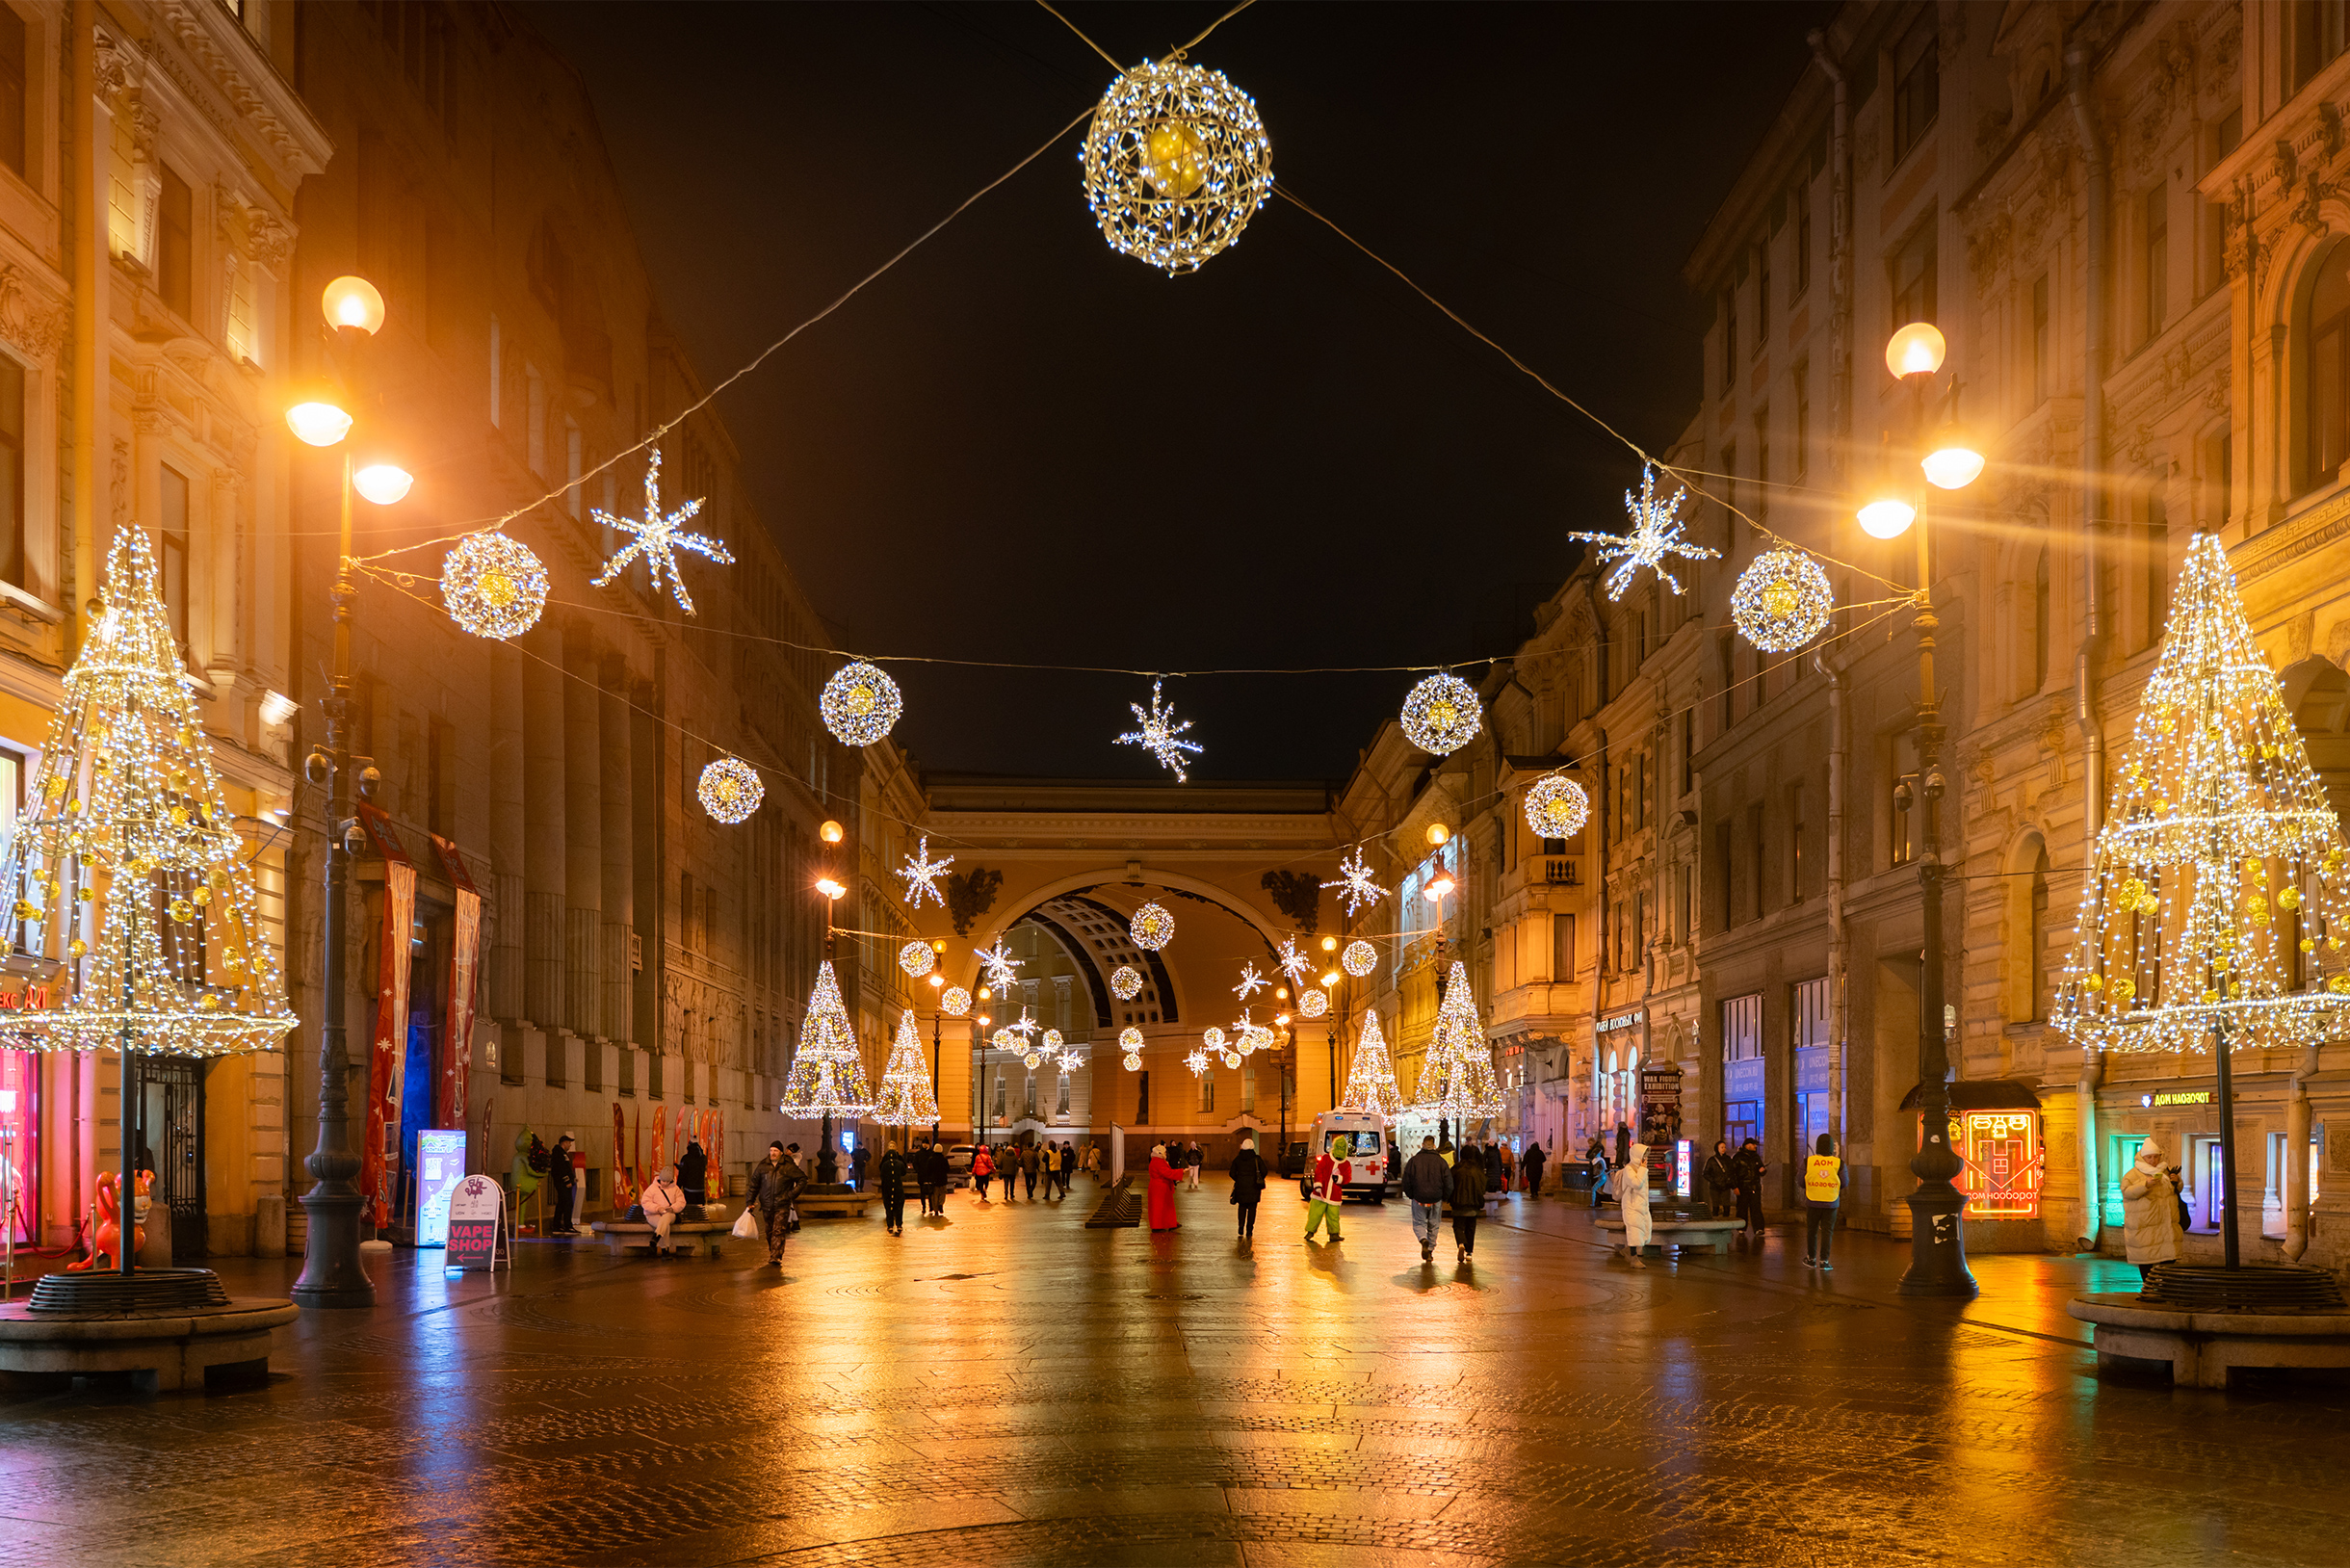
{"left": 2068, "top": 1294, "right": 2350, "bottom": 1389}
{"left": 796, "top": 1190, "right": 875, "bottom": 1219}
{"left": 1596, "top": 1217, "right": 1741, "bottom": 1254}
{"left": 588, "top": 1220, "right": 728, "bottom": 1258}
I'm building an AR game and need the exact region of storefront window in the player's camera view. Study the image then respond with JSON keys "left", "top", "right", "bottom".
{"left": 1721, "top": 992, "right": 1762, "bottom": 1152}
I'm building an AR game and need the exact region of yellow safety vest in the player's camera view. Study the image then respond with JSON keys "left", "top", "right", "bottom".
{"left": 1804, "top": 1155, "right": 1841, "bottom": 1203}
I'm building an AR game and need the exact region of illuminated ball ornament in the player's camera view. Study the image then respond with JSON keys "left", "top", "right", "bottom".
{"left": 440, "top": 532, "right": 549, "bottom": 640}
{"left": 1220, "top": 1050, "right": 1241, "bottom": 1069}
{"left": 820, "top": 661, "right": 902, "bottom": 747}
{"left": 898, "top": 940, "right": 937, "bottom": 980}
{"left": 696, "top": 757, "right": 764, "bottom": 824}
{"left": 1082, "top": 58, "right": 1273, "bottom": 274}
{"left": 1297, "top": 987, "right": 1328, "bottom": 1019}
{"left": 1119, "top": 1026, "right": 1144, "bottom": 1050}
{"left": 1731, "top": 548, "right": 1835, "bottom": 652}
{"left": 1202, "top": 1027, "right": 1227, "bottom": 1053}
{"left": 1400, "top": 672, "right": 1481, "bottom": 755}
{"left": 1130, "top": 902, "right": 1175, "bottom": 951}
{"left": 941, "top": 985, "right": 972, "bottom": 1017}
{"left": 1524, "top": 774, "right": 1590, "bottom": 840}
{"left": 1123, "top": 1052, "right": 1143, "bottom": 1072}
{"left": 1342, "top": 938, "right": 1377, "bottom": 978}
{"left": 1110, "top": 964, "right": 1144, "bottom": 1001}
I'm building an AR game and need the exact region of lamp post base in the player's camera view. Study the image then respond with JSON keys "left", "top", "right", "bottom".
{"left": 290, "top": 1189, "right": 377, "bottom": 1309}
{"left": 1897, "top": 1188, "right": 1979, "bottom": 1297}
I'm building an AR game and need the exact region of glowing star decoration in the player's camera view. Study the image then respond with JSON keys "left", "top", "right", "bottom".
{"left": 820, "top": 661, "right": 902, "bottom": 748}
{"left": 1110, "top": 964, "right": 1144, "bottom": 1001}
{"left": 1412, "top": 961, "right": 1502, "bottom": 1123}
{"left": 1115, "top": 679, "right": 1203, "bottom": 781}
{"left": 1130, "top": 902, "right": 1175, "bottom": 951}
{"left": 897, "top": 836, "right": 953, "bottom": 909}
{"left": 1234, "top": 963, "right": 1266, "bottom": 1001}
{"left": 898, "top": 940, "right": 937, "bottom": 980}
{"left": 1341, "top": 938, "right": 1378, "bottom": 978}
{"left": 696, "top": 757, "right": 763, "bottom": 824}
{"left": 975, "top": 940, "right": 1023, "bottom": 992}
{"left": 590, "top": 448, "right": 734, "bottom": 615}
{"left": 1010, "top": 1007, "right": 1040, "bottom": 1038}
{"left": 440, "top": 532, "right": 549, "bottom": 640}
{"left": 1568, "top": 465, "right": 1720, "bottom": 600}
{"left": 1399, "top": 672, "right": 1482, "bottom": 756}
{"left": 1732, "top": 548, "right": 1836, "bottom": 652}
{"left": 1185, "top": 1048, "right": 1210, "bottom": 1078}
{"left": 871, "top": 1008, "right": 941, "bottom": 1127}
{"left": 0, "top": 521, "right": 296, "bottom": 1058}
{"left": 1274, "top": 938, "right": 1312, "bottom": 986}
{"left": 1297, "top": 987, "right": 1329, "bottom": 1019}
{"left": 1524, "top": 774, "right": 1590, "bottom": 840}
{"left": 2052, "top": 533, "right": 2350, "bottom": 1057}
{"left": 940, "top": 985, "right": 973, "bottom": 1017}
{"left": 1082, "top": 58, "right": 1273, "bottom": 274}
{"left": 1320, "top": 849, "right": 1390, "bottom": 917}
{"left": 1340, "top": 1008, "right": 1403, "bottom": 1117}
{"left": 779, "top": 961, "right": 875, "bottom": 1116}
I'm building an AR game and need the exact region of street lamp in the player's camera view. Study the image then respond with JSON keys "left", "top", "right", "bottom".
{"left": 1867, "top": 321, "right": 1982, "bottom": 1300}
{"left": 290, "top": 275, "right": 408, "bottom": 1310}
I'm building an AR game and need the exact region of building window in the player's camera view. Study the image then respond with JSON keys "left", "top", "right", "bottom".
{"left": 1552, "top": 912, "right": 1574, "bottom": 980}
{"left": 2302, "top": 238, "right": 2350, "bottom": 493}
{"left": 1721, "top": 992, "right": 1763, "bottom": 1153}
{"left": 2294, "top": 0, "right": 2349, "bottom": 92}
{"left": 0, "top": 6, "right": 25, "bottom": 179}
{"left": 1789, "top": 781, "right": 1806, "bottom": 905}
{"left": 526, "top": 364, "right": 546, "bottom": 477}
{"left": 1892, "top": 10, "right": 1940, "bottom": 167}
{"left": 2204, "top": 112, "right": 2243, "bottom": 296}
{"left": 1756, "top": 241, "right": 1771, "bottom": 347}
{"left": 1747, "top": 801, "right": 1765, "bottom": 921}
{"left": 1793, "top": 362, "right": 1810, "bottom": 479}
{"left": 2143, "top": 184, "right": 2168, "bottom": 343}
{"left": 2033, "top": 545, "right": 2051, "bottom": 694}
{"left": 1722, "top": 289, "right": 1736, "bottom": 382}
{"left": 1200, "top": 1063, "right": 1215, "bottom": 1114}
{"left": 0, "top": 353, "right": 21, "bottom": 589}
{"left": 1891, "top": 729, "right": 1919, "bottom": 868}
{"left": 1891, "top": 222, "right": 1937, "bottom": 331}
{"left": 2138, "top": 487, "right": 2168, "bottom": 653}
{"left": 1793, "top": 190, "right": 1812, "bottom": 300}
{"left": 157, "top": 166, "right": 193, "bottom": 321}
{"left": 1241, "top": 1060, "right": 1256, "bottom": 1113}
{"left": 223, "top": 258, "right": 255, "bottom": 366}
{"left": 159, "top": 463, "right": 190, "bottom": 651}
{"left": 2032, "top": 273, "right": 2050, "bottom": 404}
{"left": 564, "top": 418, "right": 582, "bottom": 518}
{"left": 1753, "top": 405, "right": 1770, "bottom": 524}
{"left": 489, "top": 315, "right": 503, "bottom": 428}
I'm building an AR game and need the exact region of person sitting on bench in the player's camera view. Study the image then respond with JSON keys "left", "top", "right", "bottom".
{"left": 640, "top": 1163, "right": 687, "bottom": 1256}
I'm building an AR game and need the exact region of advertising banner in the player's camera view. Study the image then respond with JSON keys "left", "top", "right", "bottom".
{"left": 446, "top": 1173, "right": 507, "bottom": 1270}
{"left": 415, "top": 1129, "right": 468, "bottom": 1247}
{"left": 362, "top": 843, "right": 417, "bottom": 1230}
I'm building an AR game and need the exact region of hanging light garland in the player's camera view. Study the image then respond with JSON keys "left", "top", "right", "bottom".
{"left": 1731, "top": 548, "right": 1836, "bottom": 651}
{"left": 696, "top": 757, "right": 763, "bottom": 824}
{"left": 1399, "top": 672, "right": 1482, "bottom": 755}
{"left": 1568, "top": 464, "right": 1719, "bottom": 600}
{"left": 1082, "top": 58, "right": 1273, "bottom": 274}
{"left": 1523, "top": 774, "right": 1590, "bottom": 840}
{"left": 1342, "top": 938, "right": 1377, "bottom": 978}
{"left": 1110, "top": 964, "right": 1144, "bottom": 1001}
{"left": 821, "top": 661, "right": 903, "bottom": 747}
{"left": 1130, "top": 902, "right": 1175, "bottom": 950}
{"left": 898, "top": 940, "right": 936, "bottom": 979}
{"left": 590, "top": 448, "right": 734, "bottom": 615}
{"left": 440, "top": 532, "right": 549, "bottom": 640}
{"left": 1274, "top": 937, "right": 1312, "bottom": 986}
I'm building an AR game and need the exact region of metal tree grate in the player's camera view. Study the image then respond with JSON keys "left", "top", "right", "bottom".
{"left": 2144, "top": 1262, "right": 2347, "bottom": 1312}
{"left": 28, "top": 1267, "right": 233, "bottom": 1316}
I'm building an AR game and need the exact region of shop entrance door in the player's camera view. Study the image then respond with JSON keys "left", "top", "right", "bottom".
{"left": 139, "top": 1057, "right": 207, "bottom": 1259}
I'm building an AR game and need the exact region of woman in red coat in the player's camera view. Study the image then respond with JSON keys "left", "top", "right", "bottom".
{"left": 1147, "top": 1142, "right": 1184, "bottom": 1232}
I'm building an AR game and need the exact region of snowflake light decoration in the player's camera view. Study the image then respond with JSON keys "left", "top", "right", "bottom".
{"left": 974, "top": 940, "right": 1022, "bottom": 993}
{"left": 1185, "top": 1048, "right": 1210, "bottom": 1077}
{"left": 1320, "top": 849, "right": 1389, "bottom": 917}
{"left": 1400, "top": 672, "right": 1482, "bottom": 755}
{"left": 897, "top": 835, "right": 953, "bottom": 908}
{"left": 1114, "top": 680, "right": 1203, "bottom": 781}
{"left": 941, "top": 985, "right": 972, "bottom": 1016}
{"left": 1524, "top": 774, "right": 1590, "bottom": 840}
{"left": 696, "top": 757, "right": 763, "bottom": 824}
{"left": 1274, "top": 937, "right": 1312, "bottom": 986}
{"left": 1131, "top": 902, "right": 1175, "bottom": 951}
{"left": 1082, "top": 58, "right": 1273, "bottom": 274}
{"left": 820, "top": 661, "right": 902, "bottom": 747}
{"left": 898, "top": 939, "right": 937, "bottom": 980}
{"left": 591, "top": 448, "right": 734, "bottom": 614}
{"left": 1010, "top": 1007, "right": 1040, "bottom": 1037}
{"left": 441, "top": 532, "right": 548, "bottom": 640}
{"left": 1297, "top": 987, "right": 1329, "bottom": 1019}
{"left": 1234, "top": 963, "right": 1266, "bottom": 1001}
{"left": 1569, "top": 464, "right": 1719, "bottom": 600}
{"left": 1341, "top": 938, "right": 1377, "bottom": 977}
{"left": 1110, "top": 964, "right": 1144, "bottom": 1001}
{"left": 1732, "top": 548, "right": 1835, "bottom": 652}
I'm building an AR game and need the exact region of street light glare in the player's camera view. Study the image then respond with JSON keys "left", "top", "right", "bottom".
{"left": 1921, "top": 443, "right": 1986, "bottom": 490}
{"left": 816, "top": 876, "right": 847, "bottom": 901}
{"left": 286, "top": 402, "right": 352, "bottom": 447}
{"left": 1885, "top": 321, "right": 1946, "bottom": 379}
{"left": 352, "top": 464, "right": 414, "bottom": 505}
{"left": 322, "top": 275, "right": 386, "bottom": 335}
{"left": 1857, "top": 497, "right": 1918, "bottom": 539}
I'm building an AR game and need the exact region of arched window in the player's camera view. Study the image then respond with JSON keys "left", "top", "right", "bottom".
{"left": 2033, "top": 544, "right": 2050, "bottom": 694}
{"left": 2301, "top": 239, "right": 2350, "bottom": 494}
{"left": 2007, "top": 835, "right": 2051, "bottom": 1023}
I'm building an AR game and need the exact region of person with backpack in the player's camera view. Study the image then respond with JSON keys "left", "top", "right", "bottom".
{"left": 1228, "top": 1136, "right": 1266, "bottom": 1241}
{"left": 1448, "top": 1136, "right": 1488, "bottom": 1261}
{"left": 1802, "top": 1132, "right": 1846, "bottom": 1269}
{"left": 1400, "top": 1136, "right": 1449, "bottom": 1262}
{"left": 1522, "top": 1140, "right": 1546, "bottom": 1197}
{"left": 1022, "top": 1140, "right": 1041, "bottom": 1201}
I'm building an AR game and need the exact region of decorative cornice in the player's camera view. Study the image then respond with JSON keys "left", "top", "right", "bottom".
{"left": 149, "top": 0, "right": 333, "bottom": 182}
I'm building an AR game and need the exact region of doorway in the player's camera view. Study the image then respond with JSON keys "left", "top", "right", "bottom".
{"left": 137, "top": 1056, "right": 207, "bottom": 1259}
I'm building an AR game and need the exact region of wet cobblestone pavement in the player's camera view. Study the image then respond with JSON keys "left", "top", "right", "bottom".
{"left": 7, "top": 1179, "right": 2348, "bottom": 1567}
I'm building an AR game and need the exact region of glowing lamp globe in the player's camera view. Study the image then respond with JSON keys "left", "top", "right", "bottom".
{"left": 1857, "top": 497, "right": 1917, "bottom": 539}
{"left": 1139, "top": 120, "right": 1209, "bottom": 198}
{"left": 1921, "top": 441, "right": 1986, "bottom": 490}
{"left": 321, "top": 275, "right": 386, "bottom": 335}
{"left": 352, "top": 464, "right": 413, "bottom": 506}
{"left": 286, "top": 402, "right": 352, "bottom": 448}
{"left": 1885, "top": 322, "right": 1946, "bottom": 379}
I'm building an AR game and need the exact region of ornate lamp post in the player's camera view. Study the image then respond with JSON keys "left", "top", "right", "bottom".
{"left": 289, "top": 276, "right": 411, "bottom": 1310}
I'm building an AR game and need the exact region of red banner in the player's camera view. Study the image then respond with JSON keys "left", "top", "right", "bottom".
{"left": 432, "top": 836, "right": 482, "bottom": 1137}
{"left": 652, "top": 1104, "right": 666, "bottom": 1180}
{"left": 611, "top": 1102, "right": 638, "bottom": 1214}
{"left": 359, "top": 807, "right": 416, "bottom": 1230}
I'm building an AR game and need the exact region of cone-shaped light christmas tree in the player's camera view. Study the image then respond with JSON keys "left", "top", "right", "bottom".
{"left": 2051, "top": 534, "right": 2350, "bottom": 1056}
{"left": 0, "top": 523, "right": 295, "bottom": 1057}
{"left": 871, "top": 1007, "right": 940, "bottom": 1126}
{"left": 1411, "top": 961, "right": 1501, "bottom": 1122}
{"left": 1339, "top": 1007, "right": 1402, "bottom": 1117}
{"left": 780, "top": 960, "right": 875, "bottom": 1116}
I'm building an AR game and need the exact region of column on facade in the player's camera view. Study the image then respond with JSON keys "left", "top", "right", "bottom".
{"left": 521, "top": 625, "right": 566, "bottom": 1030}
{"left": 487, "top": 643, "right": 526, "bottom": 1021}
{"left": 561, "top": 618, "right": 604, "bottom": 1042}
{"left": 599, "top": 650, "right": 634, "bottom": 1050}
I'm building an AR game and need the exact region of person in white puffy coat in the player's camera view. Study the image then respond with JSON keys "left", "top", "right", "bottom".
{"left": 1613, "top": 1142, "right": 1654, "bottom": 1268}
{"left": 2120, "top": 1140, "right": 2183, "bottom": 1287}
{"left": 640, "top": 1163, "right": 687, "bottom": 1257}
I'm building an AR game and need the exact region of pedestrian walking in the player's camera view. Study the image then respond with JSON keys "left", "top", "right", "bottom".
{"left": 1732, "top": 1137, "right": 1767, "bottom": 1241}
{"left": 744, "top": 1140, "right": 804, "bottom": 1267}
{"left": 1802, "top": 1133, "right": 1846, "bottom": 1269}
{"left": 922, "top": 1141, "right": 952, "bottom": 1215}
{"left": 1613, "top": 1141, "right": 1653, "bottom": 1268}
{"left": 1448, "top": 1136, "right": 1486, "bottom": 1261}
{"left": 1228, "top": 1137, "right": 1266, "bottom": 1240}
{"left": 1702, "top": 1140, "right": 1735, "bottom": 1218}
{"left": 1146, "top": 1142, "right": 1184, "bottom": 1231}
{"left": 2121, "top": 1140, "right": 2184, "bottom": 1294}
{"left": 1498, "top": 1141, "right": 1516, "bottom": 1194}
{"left": 640, "top": 1163, "right": 686, "bottom": 1256}
{"left": 850, "top": 1142, "right": 871, "bottom": 1192}
{"left": 1186, "top": 1141, "right": 1203, "bottom": 1190}
{"left": 912, "top": 1140, "right": 938, "bottom": 1216}
{"left": 1401, "top": 1136, "right": 1449, "bottom": 1262}
{"left": 1523, "top": 1140, "right": 1546, "bottom": 1197}
{"left": 1585, "top": 1136, "right": 1609, "bottom": 1210}
{"left": 1481, "top": 1140, "right": 1504, "bottom": 1209}
{"left": 1304, "top": 1136, "right": 1349, "bottom": 1242}
{"left": 1021, "top": 1140, "right": 1040, "bottom": 1200}
{"left": 972, "top": 1145, "right": 994, "bottom": 1200}
{"left": 878, "top": 1142, "right": 909, "bottom": 1235}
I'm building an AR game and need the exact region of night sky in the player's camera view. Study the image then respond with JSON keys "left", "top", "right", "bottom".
{"left": 525, "top": 1, "right": 1833, "bottom": 782}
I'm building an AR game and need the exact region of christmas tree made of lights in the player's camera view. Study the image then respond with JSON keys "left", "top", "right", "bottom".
{"left": 1411, "top": 960, "right": 1501, "bottom": 1125}
{"left": 780, "top": 960, "right": 875, "bottom": 1117}
{"left": 1339, "top": 1007, "right": 1402, "bottom": 1117}
{"left": 871, "top": 1007, "right": 940, "bottom": 1127}
{"left": 0, "top": 522, "right": 296, "bottom": 1058}
{"left": 2050, "top": 534, "right": 2350, "bottom": 1059}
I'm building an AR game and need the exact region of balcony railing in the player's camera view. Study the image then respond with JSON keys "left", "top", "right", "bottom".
{"left": 1544, "top": 858, "right": 1579, "bottom": 885}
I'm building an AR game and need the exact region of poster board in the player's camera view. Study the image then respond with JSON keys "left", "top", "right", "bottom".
{"left": 445, "top": 1173, "right": 509, "bottom": 1272}
{"left": 415, "top": 1129, "right": 468, "bottom": 1247}
{"left": 1110, "top": 1124, "right": 1125, "bottom": 1185}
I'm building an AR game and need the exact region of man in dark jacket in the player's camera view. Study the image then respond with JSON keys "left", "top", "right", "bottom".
{"left": 1523, "top": 1141, "right": 1547, "bottom": 1198}
{"left": 678, "top": 1137, "right": 709, "bottom": 1217}
{"left": 545, "top": 1132, "right": 579, "bottom": 1235}
{"left": 912, "top": 1141, "right": 938, "bottom": 1216}
{"left": 1615, "top": 1122, "right": 1632, "bottom": 1168}
{"left": 1732, "top": 1138, "right": 1767, "bottom": 1240}
{"left": 877, "top": 1143, "right": 909, "bottom": 1235}
{"left": 1448, "top": 1137, "right": 1489, "bottom": 1261}
{"left": 1227, "top": 1137, "right": 1266, "bottom": 1240}
{"left": 1703, "top": 1140, "right": 1736, "bottom": 1218}
{"left": 1400, "top": 1137, "right": 1449, "bottom": 1261}
{"left": 1481, "top": 1141, "right": 1504, "bottom": 1205}
{"left": 850, "top": 1142, "right": 871, "bottom": 1192}
{"left": 743, "top": 1141, "right": 805, "bottom": 1267}
{"left": 917, "top": 1142, "right": 949, "bottom": 1215}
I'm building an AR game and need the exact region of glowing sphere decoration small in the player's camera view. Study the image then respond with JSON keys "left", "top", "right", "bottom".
{"left": 1731, "top": 548, "right": 1835, "bottom": 651}
{"left": 1400, "top": 672, "right": 1481, "bottom": 755}
{"left": 941, "top": 986, "right": 972, "bottom": 1016}
{"left": 1202, "top": 1027, "right": 1227, "bottom": 1052}
{"left": 440, "top": 532, "right": 549, "bottom": 640}
{"left": 821, "top": 661, "right": 902, "bottom": 747}
{"left": 1342, "top": 938, "right": 1377, "bottom": 978}
{"left": 1110, "top": 964, "right": 1143, "bottom": 1000}
{"left": 1044, "top": 1030, "right": 1064, "bottom": 1053}
{"left": 1082, "top": 58, "right": 1273, "bottom": 274}
{"left": 696, "top": 757, "right": 764, "bottom": 823}
{"left": 1524, "top": 774, "right": 1590, "bottom": 841}
{"left": 1130, "top": 902, "right": 1175, "bottom": 951}
{"left": 1119, "top": 1026, "right": 1143, "bottom": 1050}
{"left": 1123, "top": 1051, "right": 1143, "bottom": 1071}
{"left": 1220, "top": 1049, "right": 1241, "bottom": 1069}
{"left": 1024, "top": 1052, "right": 1042, "bottom": 1070}
{"left": 898, "top": 940, "right": 936, "bottom": 980}
{"left": 1297, "top": 987, "right": 1328, "bottom": 1019}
